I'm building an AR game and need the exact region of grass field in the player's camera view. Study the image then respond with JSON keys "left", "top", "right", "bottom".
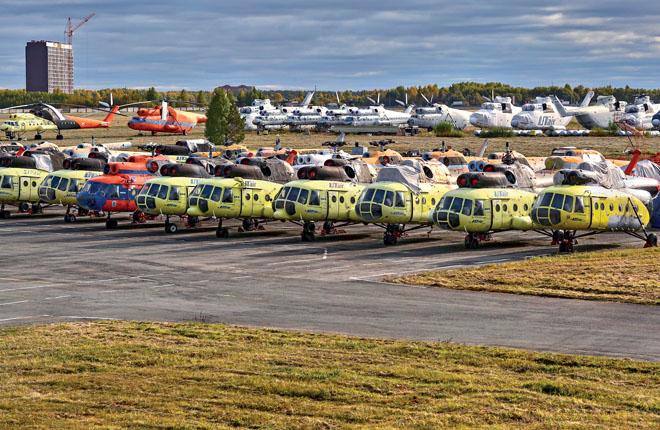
{"left": 0, "top": 322, "right": 658, "bottom": 429}
{"left": 3, "top": 113, "right": 659, "bottom": 159}
{"left": 389, "top": 247, "right": 660, "bottom": 305}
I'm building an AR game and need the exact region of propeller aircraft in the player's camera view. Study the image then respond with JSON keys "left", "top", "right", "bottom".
{"left": 355, "top": 159, "right": 454, "bottom": 245}
{"left": 38, "top": 157, "right": 106, "bottom": 222}
{"left": 187, "top": 157, "right": 295, "bottom": 237}
{"left": 0, "top": 148, "right": 65, "bottom": 217}
{"left": 76, "top": 154, "right": 170, "bottom": 228}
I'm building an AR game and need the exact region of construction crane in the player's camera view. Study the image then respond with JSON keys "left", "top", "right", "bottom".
{"left": 64, "top": 13, "right": 95, "bottom": 45}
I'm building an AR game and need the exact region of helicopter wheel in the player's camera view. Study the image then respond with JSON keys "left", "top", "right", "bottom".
{"left": 384, "top": 232, "right": 398, "bottom": 246}
{"left": 56, "top": 134, "right": 64, "bottom": 140}
{"left": 216, "top": 227, "right": 229, "bottom": 238}
{"left": 18, "top": 202, "right": 30, "bottom": 213}
{"left": 0, "top": 210, "right": 10, "bottom": 219}
{"left": 64, "top": 213, "right": 76, "bottom": 223}
{"left": 301, "top": 221, "right": 316, "bottom": 242}
{"left": 34, "top": 134, "right": 42, "bottom": 140}
{"left": 31, "top": 204, "right": 42, "bottom": 214}
{"left": 187, "top": 216, "right": 199, "bottom": 228}
{"left": 241, "top": 218, "right": 255, "bottom": 232}
{"left": 644, "top": 233, "right": 658, "bottom": 248}
{"left": 105, "top": 218, "right": 118, "bottom": 229}
{"left": 165, "top": 222, "right": 178, "bottom": 234}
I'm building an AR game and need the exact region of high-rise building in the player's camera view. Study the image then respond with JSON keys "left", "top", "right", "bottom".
{"left": 25, "top": 40, "right": 74, "bottom": 94}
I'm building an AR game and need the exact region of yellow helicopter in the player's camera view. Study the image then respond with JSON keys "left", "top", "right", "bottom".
{"left": 187, "top": 157, "right": 295, "bottom": 237}
{"left": 0, "top": 148, "right": 65, "bottom": 218}
{"left": 0, "top": 113, "right": 58, "bottom": 140}
{"left": 272, "top": 160, "right": 374, "bottom": 241}
{"left": 38, "top": 157, "right": 106, "bottom": 222}
{"left": 135, "top": 160, "right": 217, "bottom": 233}
{"left": 355, "top": 159, "right": 454, "bottom": 245}
{"left": 530, "top": 160, "right": 658, "bottom": 252}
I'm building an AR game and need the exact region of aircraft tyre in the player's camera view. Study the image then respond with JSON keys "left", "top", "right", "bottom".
{"left": 31, "top": 204, "right": 42, "bottom": 214}
{"left": 216, "top": 227, "right": 229, "bottom": 238}
{"left": 105, "top": 219, "right": 118, "bottom": 229}
{"left": 241, "top": 218, "right": 255, "bottom": 231}
{"left": 0, "top": 210, "right": 10, "bottom": 219}
{"left": 56, "top": 134, "right": 64, "bottom": 140}
{"left": 18, "top": 202, "right": 30, "bottom": 213}
{"left": 64, "top": 213, "right": 77, "bottom": 223}
{"left": 645, "top": 233, "right": 658, "bottom": 248}
{"left": 187, "top": 216, "right": 199, "bottom": 228}
{"left": 165, "top": 222, "right": 178, "bottom": 234}
{"left": 464, "top": 237, "right": 479, "bottom": 249}
{"left": 301, "top": 221, "right": 316, "bottom": 242}
{"left": 34, "top": 134, "right": 42, "bottom": 140}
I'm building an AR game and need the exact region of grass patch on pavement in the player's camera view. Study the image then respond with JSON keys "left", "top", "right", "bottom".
{"left": 0, "top": 321, "right": 659, "bottom": 429}
{"left": 389, "top": 247, "right": 660, "bottom": 305}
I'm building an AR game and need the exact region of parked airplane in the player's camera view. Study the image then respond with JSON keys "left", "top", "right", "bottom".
{"left": 407, "top": 94, "right": 471, "bottom": 130}
{"left": 552, "top": 93, "right": 627, "bottom": 129}
{"left": 511, "top": 94, "right": 592, "bottom": 131}
{"left": 469, "top": 96, "right": 521, "bottom": 129}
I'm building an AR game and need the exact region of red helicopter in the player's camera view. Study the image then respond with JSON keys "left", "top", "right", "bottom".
{"left": 126, "top": 99, "right": 207, "bottom": 135}
{"left": 76, "top": 154, "right": 169, "bottom": 229}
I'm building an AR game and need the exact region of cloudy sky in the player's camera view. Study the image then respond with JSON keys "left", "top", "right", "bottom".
{"left": 1, "top": 0, "right": 659, "bottom": 90}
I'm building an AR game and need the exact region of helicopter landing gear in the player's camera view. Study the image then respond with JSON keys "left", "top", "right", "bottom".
{"left": 239, "top": 218, "right": 257, "bottom": 232}
{"left": 0, "top": 204, "right": 9, "bottom": 219}
{"left": 63, "top": 213, "right": 77, "bottom": 223}
{"left": 165, "top": 222, "right": 178, "bottom": 234}
{"left": 644, "top": 233, "right": 658, "bottom": 248}
{"left": 132, "top": 211, "right": 146, "bottom": 224}
{"left": 557, "top": 231, "right": 576, "bottom": 253}
{"left": 384, "top": 224, "right": 404, "bottom": 246}
{"left": 301, "top": 221, "right": 316, "bottom": 242}
{"left": 34, "top": 134, "right": 42, "bottom": 140}
{"left": 18, "top": 202, "right": 30, "bottom": 213}
{"left": 31, "top": 203, "right": 42, "bottom": 214}
{"left": 186, "top": 216, "right": 199, "bottom": 228}
{"left": 105, "top": 216, "right": 118, "bottom": 229}
{"left": 463, "top": 232, "right": 491, "bottom": 249}
{"left": 56, "top": 134, "right": 64, "bottom": 140}
{"left": 215, "top": 219, "right": 229, "bottom": 238}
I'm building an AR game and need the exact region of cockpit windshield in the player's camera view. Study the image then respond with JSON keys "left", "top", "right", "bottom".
{"left": 522, "top": 104, "right": 537, "bottom": 111}
{"left": 81, "top": 181, "right": 121, "bottom": 199}
{"left": 625, "top": 105, "right": 640, "bottom": 114}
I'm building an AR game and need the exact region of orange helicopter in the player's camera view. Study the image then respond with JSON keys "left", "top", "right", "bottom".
{"left": 126, "top": 99, "right": 207, "bottom": 135}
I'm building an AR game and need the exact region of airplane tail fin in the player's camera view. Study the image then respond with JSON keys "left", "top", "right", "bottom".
{"left": 580, "top": 91, "right": 594, "bottom": 107}
{"left": 301, "top": 91, "right": 314, "bottom": 108}
{"left": 552, "top": 96, "right": 573, "bottom": 117}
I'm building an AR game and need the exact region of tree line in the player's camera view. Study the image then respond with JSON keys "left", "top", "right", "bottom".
{"left": 1, "top": 83, "right": 659, "bottom": 109}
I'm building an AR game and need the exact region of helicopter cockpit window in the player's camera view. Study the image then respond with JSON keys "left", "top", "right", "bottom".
{"left": 361, "top": 188, "right": 375, "bottom": 203}
{"left": 461, "top": 199, "right": 473, "bottom": 216}
{"left": 68, "top": 179, "right": 78, "bottom": 192}
{"left": 297, "top": 189, "right": 309, "bottom": 204}
{"left": 200, "top": 184, "right": 213, "bottom": 199}
{"left": 1, "top": 176, "right": 11, "bottom": 189}
{"left": 147, "top": 184, "right": 160, "bottom": 197}
{"left": 373, "top": 189, "right": 385, "bottom": 204}
{"left": 51, "top": 176, "right": 61, "bottom": 189}
{"left": 625, "top": 105, "right": 639, "bottom": 113}
{"left": 522, "top": 104, "right": 536, "bottom": 112}
{"left": 474, "top": 200, "right": 485, "bottom": 216}
{"left": 563, "top": 195, "right": 574, "bottom": 212}
{"left": 450, "top": 197, "right": 463, "bottom": 213}
{"left": 441, "top": 197, "right": 452, "bottom": 210}
{"left": 108, "top": 185, "right": 121, "bottom": 199}
{"left": 309, "top": 190, "right": 320, "bottom": 206}
{"left": 57, "top": 178, "right": 69, "bottom": 192}
{"left": 574, "top": 196, "right": 584, "bottom": 213}
{"left": 538, "top": 193, "right": 553, "bottom": 207}
{"left": 169, "top": 187, "right": 181, "bottom": 201}
{"left": 288, "top": 187, "right": 301, "bottom": 203}
{"left": 551, "top": 194, "right": 564, "bottom": 210}
{"left": 395, "top": 191, "right": 406, "bottom": 208}
{"left": 210, "top": 186, "right": 222, "bottom": 202}
{"left": 384, "top": 191, "right": 394, "bottom": 207}
{"left": 222, "top": 188, "right": 233, "bottom": 203}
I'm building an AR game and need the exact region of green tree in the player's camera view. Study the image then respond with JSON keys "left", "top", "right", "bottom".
{"left": 145, "top": 87, "right": 159, "bottom": 101}
{"left": 205, "top": 89, "right": 245, "bottom": 145}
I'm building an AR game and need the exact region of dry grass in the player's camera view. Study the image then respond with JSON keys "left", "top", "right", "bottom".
{"left": 389, "top": 247, "right": 660, "bottom": 305}
{"left": 3, "top": 113, "right": 659, "bottom": 158}
{"left": 0, "top": 321, "right": 658, "bottom": 429}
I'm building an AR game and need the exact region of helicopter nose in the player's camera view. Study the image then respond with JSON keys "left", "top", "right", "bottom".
{"left": 652, "top": 118, "right": 660, "bottom": 128}
{"left": 510, "top": 118, "right": 519, "bottom": 128}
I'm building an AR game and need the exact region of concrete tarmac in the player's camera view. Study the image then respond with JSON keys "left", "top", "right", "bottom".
{"left": 0, "top": 211, "right": 658, "bottom": 361}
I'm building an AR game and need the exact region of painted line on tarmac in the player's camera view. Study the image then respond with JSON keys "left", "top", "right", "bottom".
{"left": 0, "top": 300, "right": 29, "bottom": 306}
{"left": 0, "top": 283, "right": 61, "bottom": 293}
{"left": 0, "top": 315, "right": 51, "bottom": 323}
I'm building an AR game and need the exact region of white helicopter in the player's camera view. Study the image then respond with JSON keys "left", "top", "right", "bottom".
{"left": 552, "top": 93, "right": 627, "bottom": 129}
{"left": 251, "top": 92, "right": 316, "bottom": 131}
{"left": 510, "top": 93, "right": 592, "bottom": 131}
{"left": 620, "top": 95, "right": 660, "bottom": 130}
{"left": 239, "top": 99, "right": 278, "bottom": 131}
{"left": 407, "top": 94, "right": 471, "bottom": 130}
{"left": 469, "top": 96, "right": 521, "bottom": 129}
{"left": 330, "top": 93, "right": 414, "bottom": 134}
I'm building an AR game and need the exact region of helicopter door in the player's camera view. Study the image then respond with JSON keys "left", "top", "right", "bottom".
{"left": 491, "top": 199, "right": 505, "bottom": 228}
{"left": 327, "top": 190, "right": 340, "bottom": 219}
{"left": 591, "top": 197, "right": 608, "bottom": 228}
{"left": 19, "top": 177, "right": 31, "bottom": 200}
{"left": 250, "top": 187, "right": 265, "bottom": 217}
{"left": 240, "top": 187, "right": 253, "bottom": 217}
